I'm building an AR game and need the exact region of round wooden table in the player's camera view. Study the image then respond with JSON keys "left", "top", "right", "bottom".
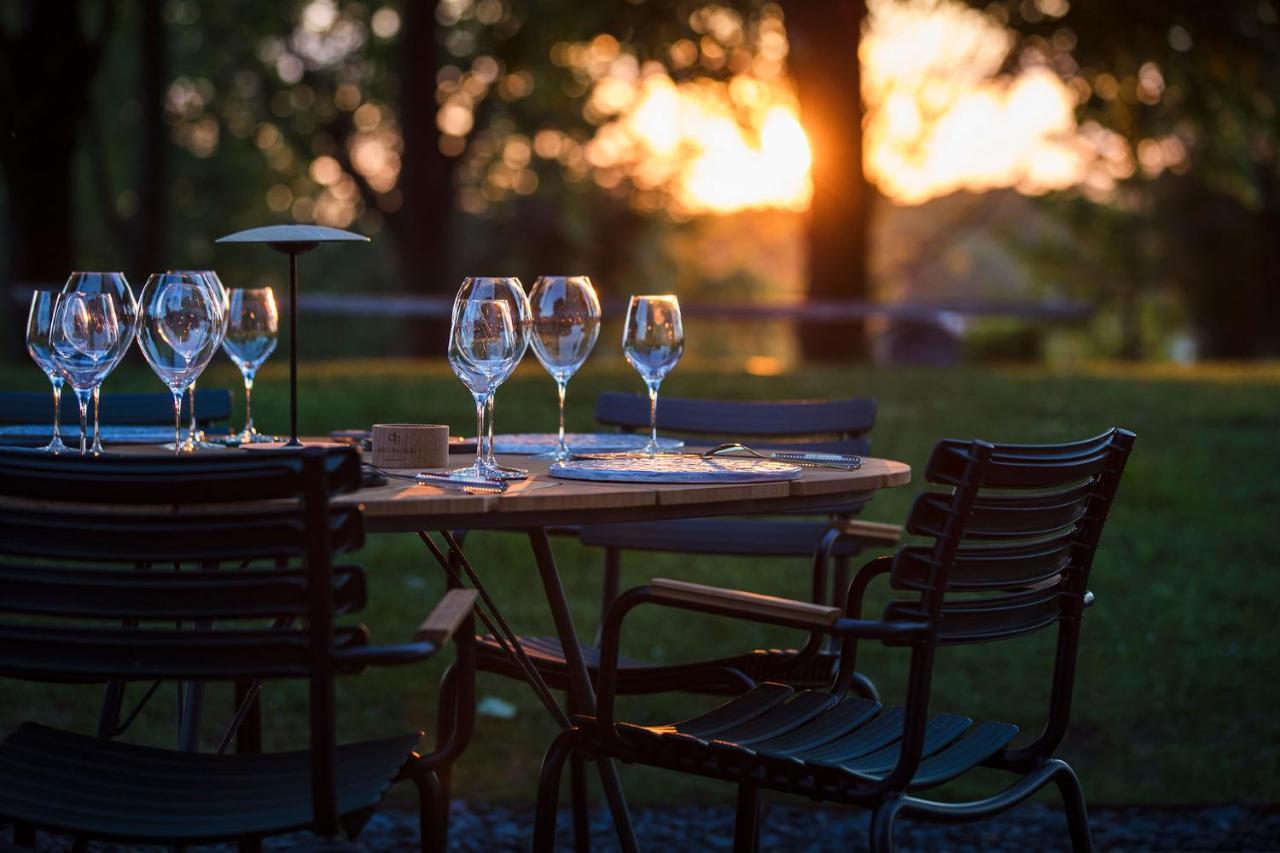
{"left": 346, "top": 450, "right": 911, "bottom": 851}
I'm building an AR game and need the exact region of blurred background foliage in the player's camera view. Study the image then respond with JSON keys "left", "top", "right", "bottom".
{"left": 1, "top": 0, "right": 1277, "bottom": 366}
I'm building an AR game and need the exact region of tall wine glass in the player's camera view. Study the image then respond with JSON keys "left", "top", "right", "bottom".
{"left": 448, "top": 299, "right": 517, "bottom": 479}
{"left": 136, "top": 273, "right": 220, "bottom": 453}
{"left": 25, "top": 291, "right": 68, "bottom": 453}
{"left": 48, "top": 293, "right": 121, "bottom": 455}
{"left": 452, "top": 277, "right": 531, "bottom": 479}
{"left": 171, "top": 270, "right": 229, "bottom": 447}
{"left": 63, "top": 272, "right": 137, "bottom": 454}
{"left": 529, "top": 276, "right": 601, "bottom": 460}
{"left": 622, "top": 295, "right": 684, "bottom": 455}
{"left": 221, "top": 287, "right": 279, "bottom": 443}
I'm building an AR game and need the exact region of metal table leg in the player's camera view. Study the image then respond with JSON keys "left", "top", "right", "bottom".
{"left": 527, "top": 528, "right": 639, "bottom": 853}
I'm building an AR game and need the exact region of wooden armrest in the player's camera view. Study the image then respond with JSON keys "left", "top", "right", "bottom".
{"left": 833, "top": 519, "right": 903, "bottom": 545}
{"left": 649, "top": 578, "right": 842, "bottom": 629}
{"left": 414, "top": 589, "right": 478, "bottom": 645}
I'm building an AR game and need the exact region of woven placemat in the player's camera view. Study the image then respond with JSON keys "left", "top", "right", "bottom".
{"left": 491, "top": 433, "right": 683, "bottom": 455}
{"left": 548, "top": 453, "right": 802, "bottom": 484}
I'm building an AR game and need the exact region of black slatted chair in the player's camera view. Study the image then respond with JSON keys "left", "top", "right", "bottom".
{"left": 474, "top": 393, "right": 900, "bottom": 700}
{"left": 0, "top": 388, "right": 233, "bottom": 444}
{"left": 0, "top": 447, "right": 476, "bottom": 852}
{"left": 533, "top": 428, "right": 1136, "bottom": 852}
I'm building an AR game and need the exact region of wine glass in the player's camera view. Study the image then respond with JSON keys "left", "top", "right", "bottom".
{"left": 220, "top": 287, "right": 279, "bottom": 443}
{"left": 171, "top": 270, "right": 229, "bottom": 447}
{"left": 622, "top": 295, "right": 684, "bottom": 455}
{"left": 136, "top": 273, "right": 221, "bottom": 453}
{"left": 529, "top": 276, "right": 601, "bottom": 460}
{"left": 24, "top": 291, "right": 69, "bottom": 453}
{"left": 48, "top": 293, "right": 122, "bottom": 455}
{"left": 63, "top": 272, "right": 137, "bottom": 454}
{"left": 452, "top": 277, "right": 531, "bottom": 479}
{"left": 448, "top": 299, "right": 517, "bottom": 479}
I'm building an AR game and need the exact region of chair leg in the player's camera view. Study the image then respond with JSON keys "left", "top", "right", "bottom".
{"left": 733, "top": 783, "right": 760, "bottom": 853}
{"left": 570, "top": 749, "right": 591, "bottom": 852}
{"left": 410, "top": 765, "right": 449, "bottom": 853}
{"left": 869, "top": 795, "right": 905, "bottom": 853}
{"left": 1052, "top": 760, "right": 1094, "bottom": 852}
{"left": 534, "top": 730, "right": 578, "bottom": 853}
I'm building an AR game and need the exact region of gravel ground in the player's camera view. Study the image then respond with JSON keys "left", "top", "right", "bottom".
{"left": 7, "top": 802, "right": 1280, "bottom": 851}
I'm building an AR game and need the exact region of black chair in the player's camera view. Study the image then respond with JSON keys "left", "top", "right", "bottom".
{"left": 0, "top": 388, "right": 233, "bottom": 443}
{"left": 533, "top": 428, "right": 1136, "bottom": 852}
{"left": 474, "top": 393, "right": 900, "bottom": 700}
{"left": 0, "top": 447, "right": 476, "bottom": 851}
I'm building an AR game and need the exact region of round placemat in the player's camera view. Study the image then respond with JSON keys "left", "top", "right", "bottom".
{"left": 491, "top": 433, "right": 684, "bottom": 455}
{"left": 549, "top": 453, "right": 802, "bottom": 484}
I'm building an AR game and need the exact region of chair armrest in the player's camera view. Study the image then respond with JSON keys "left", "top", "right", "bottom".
{"left": 833, "top": 519, "right": 903, "bottom": 546}
{"left": 649, "top": 578, "right": 842, "bottom": 630}
{"left": 414, "top": 589, "right": 478, "bottom": 645}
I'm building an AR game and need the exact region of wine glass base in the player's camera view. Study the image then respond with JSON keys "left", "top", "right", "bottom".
{"left": 484, "top": 461, "right": 528, "bottom": 481}
{"left": 447, "top": 463, "right": 492, "bottom": 480}
{"left": 38, "top": 437, "right": 69, "bottom": 454}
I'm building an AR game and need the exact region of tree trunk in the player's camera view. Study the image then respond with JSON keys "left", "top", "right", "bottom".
{"left": 132, "top": 0, "right": 167, "bottom": 276}
{"left": 392, "top": 0, "right": 454, "bottom": 353}
{"left": 788, "top": 0, "right": 871, "bottom": 361}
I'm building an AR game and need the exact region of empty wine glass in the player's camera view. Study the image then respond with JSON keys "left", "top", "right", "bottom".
{"left": 48, "top": 293, "right": 122, "bottom": 455}
{"left": 448, "top": 299, "right": 517, "bottom": 479}
{"left": 136, "top": 273, "right": 221, "bottom": 453}
{"left": 622, "top": 294, "right": 684, "bottom": 455}
{"left": 25, "top": 291, "right": 68, "bottom": 453}
{"left": 63, "top": 272, "right": 137, "bottom": 454}
{"left": 452, "top": 277, "right": 531, "bottom": 479}
{"left": 171, "top": 270, "right": 229, "bottom": 448}
{"left": 529, "top": 276, "right": 601, "bottom": 460}
{"left": 221, "top": 287, "right": 279, "bottom": 443}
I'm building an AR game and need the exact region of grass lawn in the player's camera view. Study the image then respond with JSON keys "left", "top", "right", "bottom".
{"left": 1, "top": 357, "right": 1277, "bottom": 809}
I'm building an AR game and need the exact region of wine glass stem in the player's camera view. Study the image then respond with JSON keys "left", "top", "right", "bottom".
{"left": 172, "top": 390, "right": 183, "bottom": 454}
{"left": 91, "top": 385, "right": 102, "bottom": 454}
{"left": 647, "top": 381, "right": 660, "bottom": 453}
{"left": 486, "top": 394, "right": 496, "bottom": 467}
{"left": 242, "top": 372, "right": 256, "bottom": 436}
{"left": 473, "top": 394, "right": 487, "bottom": 468}
{"left": 75, "top": 389, "right": 90, "bottom": 456}
{"left": 189, "top": 382, "right": 198, "bottom": 435}
{"left": 556, "top": 379, "right": 568, "bottom": 456}
{"left": 50, "top": 377, "right": 63, "bottom": 444}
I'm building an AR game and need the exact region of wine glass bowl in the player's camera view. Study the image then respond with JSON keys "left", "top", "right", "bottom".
{"left": 529, "top": 275, "right": 601, "bottom": 460}
{"left": 48, "top": 292, "right": 122, "bottom": 455}
{"left": 221, "top": 287, "right": 279, "bottom": 443}
{"left": 622, "top": 294, "right": 684, "bottom": 455}
{"left": 62, "top": 272, "right": 137, "bottom": 455}
{"left": 137, "top": 273, "right": 221, "bottom": 453}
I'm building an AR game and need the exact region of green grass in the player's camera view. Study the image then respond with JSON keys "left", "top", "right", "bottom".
{"left": 2, "top": 358, "right": 1278, "bottom": 808}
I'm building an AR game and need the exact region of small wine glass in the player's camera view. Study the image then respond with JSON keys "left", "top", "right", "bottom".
{"left": 220, "top": 287, "right": 279, "bottom": 443}
{"left": 25, "top": 291, "right": 69, "bottom": 453}
{"left": 136, "top": 273, "right": 221, "bottom": 453}
{"left": 622, "top": 294, "right": 684, "bottom": 455}
{"left": 63, "top": 272, "right": 137, "bottom": 455}
{"left": 48, "top": 293, "right": 122, "bottom": 455}
{"left": 453, "top": 276, "right": 531, "bottom": 479}
{"left": 529, "top": 276, "right": 601, "bottom": 460}
{"left": 171, "top": 270, "right": 229, "bottom": 448}
{"left": 448, "top": 299, "right": 517, "bottom": 479}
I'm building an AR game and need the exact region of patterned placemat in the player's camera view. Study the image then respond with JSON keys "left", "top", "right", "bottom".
{"left": 549, "top": 453, "right": 802, "bottom": 484}
{"left": 0, "top": 424, "right": 188, "bottom": 445}
{"left": 490, "top": 433, "right": 684, "bottom": 455}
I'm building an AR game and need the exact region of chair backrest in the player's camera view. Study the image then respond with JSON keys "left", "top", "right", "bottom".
{"left": 0, "top": 446, "right": 366, "bottom": 835}
{"left": 595, "top": 392, "right": 876, "bottom": 454}
{"left": 873, "top": 428, "right": 1135, "bottom": 786}
{"left": 0, "top": 389, "right": 233, "bottom": 428}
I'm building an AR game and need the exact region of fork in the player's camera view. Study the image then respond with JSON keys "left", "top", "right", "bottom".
{"left": 702, "top": 443, "right": 862, "bottom": 471}
{"left": 364, "top": 464, "right": 508, "bottom": 494}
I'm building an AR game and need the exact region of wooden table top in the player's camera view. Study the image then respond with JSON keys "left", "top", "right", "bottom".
{"left": 349, "top": 451, "right": 912, "bottom": 532}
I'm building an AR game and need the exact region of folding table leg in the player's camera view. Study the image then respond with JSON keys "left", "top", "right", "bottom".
{"left": 527, "top": 528, "right": 639, "bottom": 853}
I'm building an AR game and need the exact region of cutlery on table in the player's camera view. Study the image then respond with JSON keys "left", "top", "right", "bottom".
{"left": 701, "top": 443, "right": 863, "bottom": 470}
{"left": 363, "top": 464, "right": 508, "bottom": 494}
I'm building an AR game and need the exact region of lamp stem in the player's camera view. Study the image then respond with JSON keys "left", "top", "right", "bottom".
{"left": 286, "top": 249, "right": 301, "bottom": 446}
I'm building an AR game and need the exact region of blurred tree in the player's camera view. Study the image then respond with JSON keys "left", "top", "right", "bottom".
{"left": 985, "top": 0, "right": 1280, "bottom": 357}
{"left": 0, "top": 2, "right": 115, "bottom": 284}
